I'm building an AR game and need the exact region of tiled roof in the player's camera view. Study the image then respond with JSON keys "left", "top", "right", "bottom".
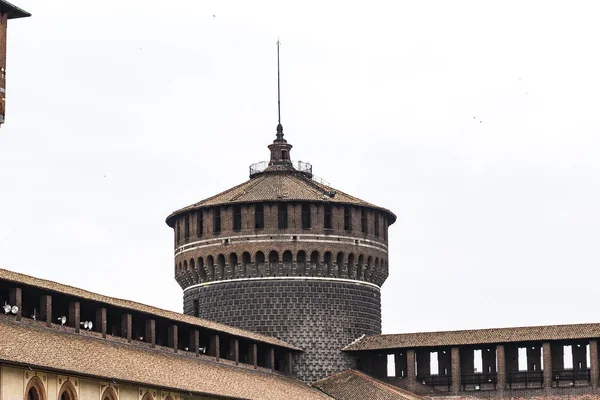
{"left": 342, "top": 323, "right": 600, "bottom": 351}
{"left": 313, "top": 370, "right": 424, "bottom": 400}
{"left": 0, "top": 268, "right": 300, "bottom": 351}
{"left": 0, "top": 319, "right": 329, "bottom": 400}
{"left": 165, "top": 171, "right": 396, "bottom": 226}
{"left": 0, "top": 0, "right": 31, "bottom": 19}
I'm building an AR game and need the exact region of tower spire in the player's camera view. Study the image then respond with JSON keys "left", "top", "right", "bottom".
{"left": 275, "top": 39, "right": 284, "bottom": 142}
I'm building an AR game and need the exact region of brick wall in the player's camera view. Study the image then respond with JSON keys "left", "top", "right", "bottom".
{"left": 172, "top": 202, "right": 391, "bottom": 289}
{"left": 184, "top": 279, "right": 382, "bottom": 382}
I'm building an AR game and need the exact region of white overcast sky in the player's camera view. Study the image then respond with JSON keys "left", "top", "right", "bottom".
{"left": 1, "top": 0, "right": 600, "bottom": 336}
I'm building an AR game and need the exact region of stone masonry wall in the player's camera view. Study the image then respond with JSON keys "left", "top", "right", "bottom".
{"left": 184, "top": 278, "right": 382, "bottom": 382}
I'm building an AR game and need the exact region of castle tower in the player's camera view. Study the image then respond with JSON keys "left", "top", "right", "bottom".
{"left": 166, "top": 124, "right": 395, "bottom": 381}
{"left": 0, "top": 0, "right": 30, "bottom": 126}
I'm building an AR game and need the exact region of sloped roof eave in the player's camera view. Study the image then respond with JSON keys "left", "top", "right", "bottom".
{"left": 0, "top": 320, "right": 326, "bottom": 400}
{"left": 0, "top": 268, "right": 301, "bottom": 351}
{"left": 165, "top": 172, "right": 397, "bottom": 227}
{"left": 342, "top": 322, "right": 600, "bottom": 351}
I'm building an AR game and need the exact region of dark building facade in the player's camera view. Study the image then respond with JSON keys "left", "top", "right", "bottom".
{"left": 166, "top": 124, "right": 396, "bottom": 381}
{"left": 0, "top": 0, "right": 30, "bottom": 126}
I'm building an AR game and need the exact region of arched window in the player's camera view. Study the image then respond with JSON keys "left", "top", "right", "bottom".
{"left": 282, "top": 250, "right": 293, "bottom": 276}
{"left": 268, "top": 251, "right": 279, "bottom": 276}
{"left": 297, "top": 250, "right": 307, "bottom": 276}
{"left": 256, "top": 251, "right": 266, "bottom": 277}
{"left": 357, "top": 255, "right": 364, "bottom": 280}
{"left": 310, "top": 251, "right": 319, "bottom": 276}
{"left": 216, "top": 254, "right": 225, "bottom": 280}
{"left": 324, "top": 252, "right": 333, "bottom": 276}
{"left": 229, "top": 253, "right": 239, "bottom": 278}
{"left": 372, "top": 257, "right": 379, "bottom": 282}
{"left": 242, "top": 252, "right": 251, "bottom": 278}
{"left": 189, "top": 258, "right": 199, "bottom": 284}
{"left": 58, "top": 381, "right": 77, "bottom": 400}
{"left": 336, "top": 252, "right": 344, "bottom": 278}
{"left": 197, "top": 257, "right": 207, "bottom": 282}
{"left": 101, "top": 387, "right": 118, "bottom": 400}
{"left": 366, "top": 256, "right": 373, "bottom": 281}
{"left": 206, "top": 255, "right": 215, "bottom": 281}
{"left": 347, "top": 253, "right": 355, "bottom": 279}
{"left": 141, "top": 393, "right": 154, "bottom": 400}
{"left": 24, "top": 376, "right": 45, "bottom": 400}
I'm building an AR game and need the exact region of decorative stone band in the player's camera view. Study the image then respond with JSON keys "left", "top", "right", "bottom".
{"left": 183, "top": 276, "right": 382, "bottom": 292}
{"left": 175, "top": 233, "right": 388, "bottom": 256}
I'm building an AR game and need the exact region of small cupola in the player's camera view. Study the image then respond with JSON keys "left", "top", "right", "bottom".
{"left": 268, "top": 123, "right": 293, "bottom": 166}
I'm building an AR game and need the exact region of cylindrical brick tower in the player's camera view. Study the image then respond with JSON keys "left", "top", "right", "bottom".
{"left": 166, "top": 124, "right": 395, "bottom": 381}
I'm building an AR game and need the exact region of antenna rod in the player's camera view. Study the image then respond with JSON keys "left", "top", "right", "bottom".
{"left": 277, "top": 39, "right": 281, "bottom": 125}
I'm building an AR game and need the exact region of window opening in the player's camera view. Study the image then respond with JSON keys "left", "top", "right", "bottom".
{"left": 344, "top": 206, "right": 352, "bottom": 231}
{"left": 184, "top": 214, "right": 190, "bottom": 240}
{"left": 387, "top": 354, "right": 395, "bottom": 377}
{"left": 255, "top": 204, "right": 264, "bottom": 229}
{"left": 518, "top": 347, "right": 527, "bottom": 371}
{"left": 196, "top": 210, "right": 203, "bottom": 237}
{"left": 278, "top": 203, "right": 288, "bottom": 229}
{"left": 302, "top": 204, "right": 312, "bottom": 229}
{"left": 374, "top": 212, "right": 379, "bottom": 237}
{"left": 233, "top": 205, "right": 242, "bottom": 231}
{"left": 175, "top": 220, "right": 180, "bottom": 243}
{"left": 587, "top": 344, "right": 591, "bottom": 369}
{"left": 564, "top": 345, "right": 573, "bottom": 369}
{"left": 474, "top": 349, "right": 483, "bottom": 373}
{"left": 213, "top": 208, "right": 221, "bottom": 234}
{"left": 361, "top": 208, "right": 368, "bottom": 234}
{"left": 430, "top": 351, "right": 439, "bottom": 375}
{"left": 324, "top": 204, "right": 332, "bottom": 229}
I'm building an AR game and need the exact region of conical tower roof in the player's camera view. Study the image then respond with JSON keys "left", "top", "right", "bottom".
{"left": 165, "top": 126, "right": 395, "bottom": 227}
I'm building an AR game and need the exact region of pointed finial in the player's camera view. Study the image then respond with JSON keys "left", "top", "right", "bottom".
{"left": 275, "top": 38, "right": 285, "bottom": 142}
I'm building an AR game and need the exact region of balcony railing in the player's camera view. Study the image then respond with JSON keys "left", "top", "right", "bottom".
{"left": 461, "top": 373, "right": 498, "bottom": 391}
{"left": 416, "top": 374, "right": 451, "bottom": 390}
{"left": 249, "top": 160, "right": 313, "bottom": 177}
{"left": 507, "top": 371, "right": 543, "bottom": 389}
{"left": 553, "top": 369, "right": 591, "bottom": 387}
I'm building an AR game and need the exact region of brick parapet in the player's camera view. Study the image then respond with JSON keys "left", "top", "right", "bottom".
{"left": 171, "top": 202, "right": 390, "bottom": 245}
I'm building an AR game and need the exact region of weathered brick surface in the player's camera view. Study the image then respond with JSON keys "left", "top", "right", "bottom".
{"left": 184, "top": 279, "right": 382, "bottom": 382}
{"left": 172, "top": 203, "right": 390, "bottom": 288}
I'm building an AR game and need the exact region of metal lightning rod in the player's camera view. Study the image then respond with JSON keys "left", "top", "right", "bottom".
{"left": 277, "top": 39, "right": 281, "bottom": 126}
